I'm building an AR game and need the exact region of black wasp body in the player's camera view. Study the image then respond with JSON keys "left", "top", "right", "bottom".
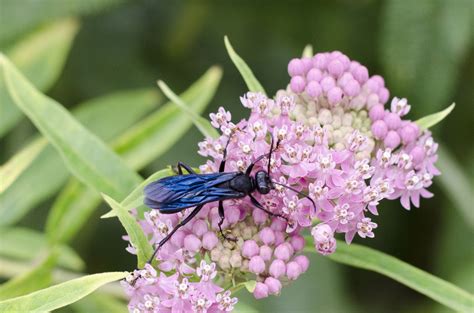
{"left": 143, "top": 137, "right": 314, "bottom": 263}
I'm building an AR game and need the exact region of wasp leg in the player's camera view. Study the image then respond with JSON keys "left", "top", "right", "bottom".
{"left": 176, "top": 161, "right": 196, "bottom": 175}
{"left": 147, "top": 204, "right": 204, "bottom": 264}
{"left": 219, "top": 136, "right": 233, "bottom": 173}
{"left": 249, "top": 194, "right": 288, "bottom": 222}
{"left": 218, "top": 200, "right": 237, "bottom": 241}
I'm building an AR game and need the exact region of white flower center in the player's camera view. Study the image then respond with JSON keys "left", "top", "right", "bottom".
{"left": 242, "top": 144, "right": 251, "bottom": 154}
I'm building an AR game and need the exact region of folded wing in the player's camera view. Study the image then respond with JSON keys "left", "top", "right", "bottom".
{"left": 144, "top": 172, "right": 244, "bottom": 213}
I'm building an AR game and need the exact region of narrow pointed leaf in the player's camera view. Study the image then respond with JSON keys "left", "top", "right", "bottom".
{"left": 0, "top": 138, "right": 47, "bottom": 193}
{"left": 224, "top": 36, "right": 266, "bottom": 95}
{"left": 1, "top": 18, "right": 79, "bottom": 136}
{"left": 415, "top": 103, "right": 455, "bottom": 130}
{"left": 244, "top": 280, "right": 257, "bottom": 293}
{"left": 157, "top": 80, "right": 218, "bottom": 139}
{"left": 0, "top": 88, "right": 157, "bottom": 226}
{"left": 0, "top": 272, "right": 127, "bottom": 312}
{"left": 102, "top": 194, "right": 152, "bottom": 267}
{"left": 302, "top": 44, "right": 314, "bottom": 58}
{"left": 1, "top": 54, "right": 141, "bottom": 200}
{"left": 314, "top": 241, "right": 474, "bottom": 312}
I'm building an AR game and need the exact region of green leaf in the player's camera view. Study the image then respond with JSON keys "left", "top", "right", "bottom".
{"left": 0, "top": 258, "right": 125, "bottom": 300}
{"left": 0, "top": 54, "right": 141, "bottom": 200}
{"left": 46, "top": 181, "right": 102, "bottom": 245}
{"left": 229, "top": 279, "right": 257, "bottom": 294}
{"left": 224, "top": 36, "right": 266, "bottom": 95}
{"left": 302, "top": 44, "right": 314, "bottom": 58}
{"left": 72, "top": 294, "right": 127, "bottom": 313}
{"left": 415, "top": 103, "right": 455, "bottom": 130}
{"left": 0, "top": 253, "right": 56, "bottom": 301}
{"left": 114, "top": 66, "right": 222, "bottom": 169}
{"left": 0, "top": 227, "right": 84, "bottom": 271}
{"left": 234, "top": 301, "right": 259, "bottom": 313}
{"left": 243, "top": 280, "right": 257, "bottom": 293}
{"left": 102, "top": 194, "right": 152, "bottom": 268}
{"left": 157, "top": 80, "right": 219, "bottom": 139}
{"left": 0, "top": 88, "right": 156, "bottom": 226}
{"left": 0, "top": 18, "right": 79, "bottom": 137}
{"left": 320, "top": 241, "right": 474, "bottom": 313}
{"left": 0, "top": 272, "right": 127, "bottom": 312}
{"left": 380, "top": 0, "right": 471, "bottom": 115}
{"left": 46, "top": 68, "right": 220, "bottom": 244}
{"left": 5, "top": 18, "right": 79, "bottom": 92}
{"left": 436, "top": 148, "right": 474, "bottom": 226}
{"left": 0, "top": 138, "right": 47, "bottom": 193}
{"left": 0, "top": 0, "right": 121, "bottom": 46}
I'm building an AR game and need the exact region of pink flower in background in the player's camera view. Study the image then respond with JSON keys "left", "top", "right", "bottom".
{"left": 122, "top": 49, "right": 440, "bottom": 312}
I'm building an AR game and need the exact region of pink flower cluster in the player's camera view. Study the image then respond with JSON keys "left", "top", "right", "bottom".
{"left": 122, "top": 50, "right": 440, "bottom": 312}
{"left": 123, "top": 262, "right": 237, "bottom": 312}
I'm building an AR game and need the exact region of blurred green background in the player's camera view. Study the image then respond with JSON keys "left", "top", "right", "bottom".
{"left": 1, "top": 0, "right": 473, "bottom": 312}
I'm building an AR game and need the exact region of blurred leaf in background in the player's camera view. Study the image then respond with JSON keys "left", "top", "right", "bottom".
{"left": 0, "top": 18, "right": 79, "bottom": 137}
{"left": 380, "top": 0, "right": 472, "bottom": 116}
{"left": 0, "top": 0, "right": 123, "bottom": 47}
{"left": 0, "top": 89, "right": 157, "bottom": 225}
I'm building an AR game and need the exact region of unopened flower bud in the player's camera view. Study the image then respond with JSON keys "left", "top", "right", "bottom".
{"left": 384, "top": 130, "right": 401, "bottom": 149}
{"left": 259, "top": 227, "right": 275, "bottom": 245}
{"left": 242, "top": 240, "right": 259, "bottom": 258}
{"left": 290, "top": 235, "right": 305, "bottom": 251}
{"left": 269, "top": 259, "right": 286, "bottom": 278}
{"left": 384, "top": 112, "right": 401, "bottom": 130}
{"left": 265, "top": 277, "right": 282, "bottom": 295}
{"left": 260, "top": 245, "right": 273, "bottom": 261}
{"left": 202, "top": 231, "right": 218, "bottom": 250}
{"left": 288, "top": 58, "right": 305, "bottom": 76}
{"left": 369, "top": 104, "right": 385, "bottom": 121}
{"left": 192, "top": 219, "right": 208, "bottom": 237}
{"left": 286, "top": 261, "right": 302, "bottom": 280}
{"left": 249, "top": 256, "right": 266, "bottom": 274}
{"left": 290, "top": 76, "right": 306, "bottom": 93}
{"left": 184, "top": 234, "right": 201, "bottom": 252}
{"left": 371, "top": 120, "right": 388, "bottom": 139}
{"left": 274, "top": 243, "right": 292, "bottom": 261}
{"left": 293, "top": 255, "right": 310, "bottom": 272}
{"left": 253, "top": 282, "right": 269, "bottom": 299}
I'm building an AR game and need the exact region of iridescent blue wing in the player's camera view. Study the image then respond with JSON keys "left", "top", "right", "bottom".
{"left": 144, "top": 172, "right": 243, "bottom": 213}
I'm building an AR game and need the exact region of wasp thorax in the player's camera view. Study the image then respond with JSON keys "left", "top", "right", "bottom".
{"left": 255, "top": 171, "right": 271, "bottom": 194}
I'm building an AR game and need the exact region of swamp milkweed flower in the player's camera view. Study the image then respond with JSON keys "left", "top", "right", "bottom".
{"left": 122, "top": 50, "right": 439, "bottom": 312}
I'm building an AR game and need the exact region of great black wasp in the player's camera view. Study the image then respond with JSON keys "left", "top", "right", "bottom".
{"left": 143, "top": 135, "right": 316, "bottom": 263}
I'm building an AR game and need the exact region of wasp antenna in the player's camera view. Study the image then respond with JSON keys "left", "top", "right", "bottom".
{"left": 272, "top": 181, "right": 317, "bottom": 213}
{"left": 267, "top": 135, "right": 275, "bottom": 174}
